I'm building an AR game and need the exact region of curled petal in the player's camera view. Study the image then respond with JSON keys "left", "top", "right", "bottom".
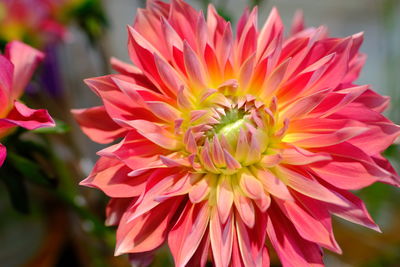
{"left": 1, "top": 101, "right": 55, "bottom": 130}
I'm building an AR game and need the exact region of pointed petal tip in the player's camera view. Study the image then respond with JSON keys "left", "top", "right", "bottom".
{"left": 114, "top": 242, "right": 127, "bottom": 257}
{"left": 79, "top": 178, "right": 92, "bottom": 187}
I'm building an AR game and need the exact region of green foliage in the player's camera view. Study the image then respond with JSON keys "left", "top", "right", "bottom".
{"left": 70, "top": 0, "right": 109, "bottom": 44}
{"left": 33, "top": 119, "right": 70, "bottom": 134}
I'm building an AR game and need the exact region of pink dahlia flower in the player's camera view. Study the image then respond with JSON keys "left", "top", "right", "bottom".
{"left": 74, "top": 1, "right": 400, "bottom": 266}
{"left": 0, "top": 41, "right": 55, "bottom": 166}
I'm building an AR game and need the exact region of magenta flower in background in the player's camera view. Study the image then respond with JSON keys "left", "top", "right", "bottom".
{"left": 0, "top": 0, "right": 69, "bottom": 47}
{"left": 73, "top": 0, "right": 400, "bottom": 266}
{"left": 0, "top": 41, "right": 55, "bottom": 167}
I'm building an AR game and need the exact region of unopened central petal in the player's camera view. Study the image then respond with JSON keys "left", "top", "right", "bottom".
{"left": 218, "top": 118, "right": 246, "bottom": 142}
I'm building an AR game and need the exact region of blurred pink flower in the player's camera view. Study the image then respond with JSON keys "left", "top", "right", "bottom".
{"left": 74, "top": 1, "right": 400, "bottom": 266}
{"left": 0, "top": 41, "right": 55, "bottom": 166}
{"left": 0, "top": 0, "right": 74, "bottom": 46}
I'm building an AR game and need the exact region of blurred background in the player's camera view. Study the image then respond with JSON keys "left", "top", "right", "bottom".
{"left": 0, "top": 0, "right": 399, "bottom": 266}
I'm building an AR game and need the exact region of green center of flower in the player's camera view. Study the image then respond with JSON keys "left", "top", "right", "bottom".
{"left": 218, "top": 118, "right": 246, "bottom": 136}
{"left": 206, "top": 108, "right": 248, "bottom": 143}
{"left": 215, "top": 108, "right": 246, "bottom": 132}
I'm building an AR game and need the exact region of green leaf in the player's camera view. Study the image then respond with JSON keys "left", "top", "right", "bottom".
{"left": 0, "top": 166, "right": 30, "bottom": 214}
{"left": 7, "top": 152, "right": 54, "bottom": 187}
{"left": 383, "top": 144, "right": 399, "bottom": 158}
{"left": 32, "top": 119, "right": 70, "bottom": 134}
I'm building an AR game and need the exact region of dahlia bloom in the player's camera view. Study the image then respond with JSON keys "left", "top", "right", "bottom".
{"left": 74, "top": 1, "right": 400, "bottom": 266}
{"left": 0, "top": 41, "right": 55, "bottom": 167}
{"left": 0, "top": 0, "right": 75, "bottom": 47}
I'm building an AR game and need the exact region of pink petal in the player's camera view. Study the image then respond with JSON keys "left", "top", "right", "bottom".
{"left": 84, "top": 75, "right": 158, "bottom": 122}
{"left": 310, "top": 160, "right": 380, "bottom": 190}
{"left": 127, "top": 26, "right": 174, "bottom": 97}
{"left": 281, "top": 89, "right": 330, "bottom": 120}
{"left": 284, "top": 125, "right": 367, "bottom": 148}
{"left": 259, "top": 58, "right": 290, "bottom": 99}
{"left": 276, "top": 199, "right": 341, "bottom": 253}
{"left": 276, "top": 166, "right": 349, "bottom": 207}
{"left": 168, "top": 0, "right": 199, "bottom": 48}
{"left": 199, "top": 146, "right": 219, "bottom": 173}
{"left": 115, "top": 119, "right": 178, "bottom": 150}
{"left": 256, "top": 168, "right": 294, "bottom": 201}
{"left": 254, "top": 193, "right": 271, "bottom": 212}
{"left": 126, "top": 168, "right": 185, "bottom": 222}
{"left": 210, "top": 210, "right": 234, "bottom": 267}
{"left": 168, "top": 201, "right": 210, "bottom": 267}
{"left": 217, "top": 176, "right": 234, "bottom": 224}
{"left": 106, "top": 198, "right": 134, "bottom": 226}
{"left": 154, "top": 173, "right": 192, "bottom": 201}
{"left": 266, "top": 205, "right": 324, "bottom": 267}
{"left": 1, "top": 101, "right": 55, "bottom": 130}
{"left": 0, "top": 55, "right": 13, "bottom": 114}
{"left": 257, "top": 7, "right": 283, "bottom": 61}
{"left": 234, "top": 194, "right": 255, "bottom": 228}
{"left": 310, "top": 85, "right": 368, "bottom": 117}
{"left": 100, "top": 132, "right": 166, "bottom": 165}
{"left": 281, "top": 146, "right": 331, "bottom": 165}
{"left": 183, "top": 41, "right": 207, "bottom": 86}
{"left": 323, "top": 185, "right": 381, "bottom": 232}
{"left": 293, "top": 192, "right": 342, "bottom": 251}
{"left": 371, "top": 155, "right": 400, "bottom": 187}
{"left": 80, "top": 157, "right": 148, "bottom": 198}
{"left": 355, "top": 89, "right": 390, "bottom": 112}
{"left": 235, "top": 209, "right": 269, "bottom": 267}
{"left": 189, "top": 174, "right": 211, "bottom": 203}
{"left": 146, "top": 101, "right": 181, "bottom": 122}
{"left": 231, "top": 225, "right": 245, "bottom": 267}
{"left": 115, "top": 197, "right": 182, "bottom": 255}
{"left": 239, "top": 172, "right": 264, "bottom": 199}
{"left": 0, "top": 143, "right": 6, "bottom": 167}
{"left": 72, "top": 106, "right": 127, "bottom": 144}
{"left": 212, "top": 136, "right": 226, "bottom": 167}
{"left": 186, "top": 230, "right": 210, "bottom": 267}
{"left": 153, "top": 53, "right": 184, "bottom": 95}
{"left": 110, "top": 57, "right": 143, "bottom": 76}
{"left": 161, "top": 17, "right": 183, "bottom": 56}
{"left": 308, "top": 38, "right": 352, "bottom": 93}
{"left": 347, "top": 122, "right": 400, "bottom": 155}
{"left": 5, "top": 41, "right": 44, "bottom": 99}
{"left": 259, "top": 154, "right": 282, "bottom": 168}
{"left": 223, "top": 149, "right": 241, "bottom": 171}
{"left": 291, "top": 10, "right": 305, "bottom": 35}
